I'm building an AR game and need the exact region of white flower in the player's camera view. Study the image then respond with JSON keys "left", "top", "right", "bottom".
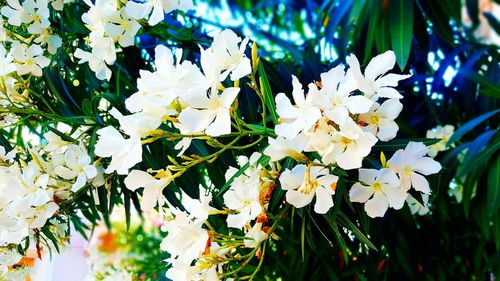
{"left": 161, "top": 212, "right": 208, "bottom": 264}
{"left": 179, "top": 87, "right": 239, "bottom": 137}
{"left": 0, "top": 146, "right": 15, "bottom": 162}
{"left": 181, "top": 185, "right": 214, "bottom": 223}
{"left": 274, "top": 75, "right": 321, "bottom": 139}
{"left": 53, "top": 144, "right": 97, "bottom": 192}
{"left": 43, "top": 131, "right": 71, "bottom": 152}
{"left": 34, "top": 29, "right": 63, "bottom": 55}
{"left": 200, "top": 29, "right": 251, "bottom": 84}
{"left": 0, "top": 45, "right": 16, "bottom": 76}
{"left": 109, "top": 108, "right": 162, "bottom": 137}
{"left": 0, "top": 164, "right": 59, "bottom": 245}
{"left": 105, "top": 8, "right": 141, "bottom": 47}
{"left": 165, "top": 259, "right": 220, "bottom": 281}
{"left": 387, "top": 141, "right": 442, "bottom": 193}
{"left": 244, "top": 223, "right": 268, "bottom": 248}
{"left": 126, "top": 0, "right": 194, "bottom": 26}
{"left": 426, "top": 124, "right": 455, "bottom": 157}
{"left": 347, "top": 51, "right": 411, "bottom": 99}
{"left": 279, "top": 164, "right": 338, "bottom": 214}
{"left": 310, "top": 65, "right": 373, "bottom": 125}
{"left": 81, "top": 0, "right": 117, "bottom": 36}
{"left": 349, "top": 168, "right": 407, "bottom": 218}
{"left": 223, "top": 161, "right": 262, "bottom": 229}
{"left": 11, "top": 42, "right": 50, "bottom": 77}
{"left": 94, "top": 126, "right": 142, "bottom": 175}
{"left": 263, "top": 134, "right": 309, "bottom": 162}
{"left": 1, "top": 0, "right": 27, "bottom": 26}
{"left": 310, "top": 118, "right": 377, "bottom": 170}
{"left": 1, "top": 0, "right": 50, "bottom": 34}
{"left": 406, "top": 193, "right": 430, "bottom": 215}
{"left": 0, "top": 248, "right": 22, "bottom": 272}
{"left": 74, "top": 34, "right": 116, "bottom": 81}
{"left": 50, "top": 0, "right": 71, "bottom": 11}
{"left": 124, "top": 169, "right": 172, "bottom": 212}
{"left": 358, "top": 99, "right": 403, "bottom": 141}
{"left": 127, "top": 45, "right": 206, "bottom": 116}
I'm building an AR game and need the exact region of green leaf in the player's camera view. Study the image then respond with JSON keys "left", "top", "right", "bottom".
{"left": 337, "top": 213, "right": 377, "bottom": 251}
{"left": 301, "top": 214, "right": 306, "bottom": 262}
{"left": 41, "top": 227, "right": 60, "bottom": 253}
{"left": 462, "top": 71, "right": 500, "bottom": 99}
{"left": 487, "top": 155, "right": 500, "bottom": 216}
{"left": 258, "top": 63, "right": 278, "bottom": 125}
{"left": 448, "top": 109, "right": 500, "bottom": 144}
{"left": 97, "top": 185, "right": 111, "bottom": 229}
{"left": 389, "top": 0, "right": 414, "bottom": 70}
{"left": 372, "top": 138, "right": 440, "bottom": 151}
{"left": 457, "top": 130, "right": 497, "bottom": 177}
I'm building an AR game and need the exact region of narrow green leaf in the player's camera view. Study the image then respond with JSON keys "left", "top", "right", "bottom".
{"left": 448, "top": 109, "right": 500, "bottom": 144}
{"left": 258, "top": 63, "right": 278, "bottom": 125}
{"left": 462, "top": 70, "right": 500, "bottom": 99}
{"left": 41, "top": 227, "right": 60, "bottom": 253}
{"left": 487, "top": 155, "right": 500, "bottom": 216}
{"left": 337, "top": 213, "right": 377, "bottom": 251}
{"left": 301, "top": 214, "right": 306, "bottom": 262}
{"left": 372, "top": 138, "right": 440, "bottom": 151}
{"left": 457, "top": 130, "right": 497, "bottom": 177}
{"left": 389, "top": 0, "right": 414, "bottom": 70}
{"left": 97, "top": 185, "right": 111, "bottom": 229}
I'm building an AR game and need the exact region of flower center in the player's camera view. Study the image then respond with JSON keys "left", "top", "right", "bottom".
{"left": 370, "top": 115, "right": 380, "bottom": 125}
{"left": 372, "top": 182, "right": 382, "bottom": 192}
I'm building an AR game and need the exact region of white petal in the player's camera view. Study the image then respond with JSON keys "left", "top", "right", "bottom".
{"left": 358, "top": 169, "right": 379, "bottom": 185}
{"left": 365, "top": 50, "right": 396, "bottom": 81}
{"left": 376, "top": 73, "right": 411, "bottom": 87}
{"left": 364, "top": 192, "right": 389, "bottom": 218}
{"left": 286, "top": 189, "right": 314, "bottom": 208}
{"left": 384, "top": 187, "right": 407, "bottom": 209}
{"left": 205, "top": 110, "right": 231, "bottom": 136}
{"left": 291, "top": 75, "right": 305, "bottom": 106}
{"left": 314, "top": 187, "right": 334, "bottom": 214}
{"left": 345, "top": 95, "right": 374, "bottom": 114}
{"left": 349, "top": 183, "right": 374, "bottom": 203}
{"left": 377, "top": 120, "right": 399, "bottom": 141}
{"left": 220, "top": 87, "right": 240, "bottom": 108}
{"left": 279, "top": 165, "right": 306, "bottom": 190}
{"left": 376, "top": 87, "right": 403, "bottom": 99}
{"left": 178, "top": 107, "right": 215, "bottom": 133}
{"left": 124, "top": 170, "right": 155, "bottom": 191}
{"left": 229, "top": 57, "right": 251, "bottom": 80}
{"left": 275, "top": 93, "right": 299, "bottom": 119}
{"left": 226, "top": 211, "right": 248, "bottom": 229}
{"left": 413, "top": 157, "right": 441, "bottom": 175}
{"left": 378, "top": 99, "right": 403, "bottom": 119}
{"left": 325, "top": 106, "right": 349, "bottom": 125}
{"left": 410, "top": 172, "right": 431, "bottom": 194}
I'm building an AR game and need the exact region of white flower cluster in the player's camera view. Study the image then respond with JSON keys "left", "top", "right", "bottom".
{"left": 0, "top": 132, "right": 103, "bottom": 246}
{"left": 95, "top": 29, "right": 252, "bottom": 175}
{"left": 263, "top": 51, "right": 442, "bottom": 218}
{"left": 0, "top": 247, "right": 22, "bottom": 273}
{"left": 0, "top": 0, "right": 64, "bottom": 77}
{"left": 0, "top": 158, "right": 58, "bottom": 246}
{"left": 158, "top": 153, "right": 283, "bottom": 280}
{"left": 351, "top": 142, "right": 441, "bottom": 217}
{"left": 159, "top": 186, "right": 222, "bottom": 281}
{"left": 75, "top": 0, "right": 193, "bottom": 80}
